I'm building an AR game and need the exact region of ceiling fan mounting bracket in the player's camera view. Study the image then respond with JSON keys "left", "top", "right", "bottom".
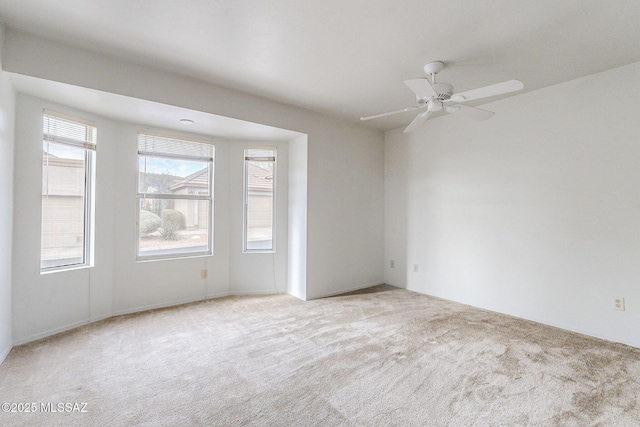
{"left": 423, "top": 61, "right": 444, "bottom": 76}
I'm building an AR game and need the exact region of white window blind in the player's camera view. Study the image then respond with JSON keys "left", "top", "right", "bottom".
{"left": 44, "top": 110, "right": 97, "bottom": 150}
{"left": 138, "top": 133, "right": 213, "bottom": 161}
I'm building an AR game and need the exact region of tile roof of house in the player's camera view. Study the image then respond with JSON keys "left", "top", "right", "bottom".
{"left": 247, "top": 162, "right": 274, "bottom": 191}
{"left": 169, "top": 168, "right": 209, "bottom": 191}
{"left": 168, "top": 163, "right": 272, "bottom": 193}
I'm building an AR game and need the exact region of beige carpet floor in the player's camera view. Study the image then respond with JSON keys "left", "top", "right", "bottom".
{"left": 1, "top": 285, "right": 639, "bottom": 426}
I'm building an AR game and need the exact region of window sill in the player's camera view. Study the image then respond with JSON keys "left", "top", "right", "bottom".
{"left": 40, "top": 264, "right": 92, "bottom": 275}
{"left": 135, "top": 251, "right": 213, "bottom": 263}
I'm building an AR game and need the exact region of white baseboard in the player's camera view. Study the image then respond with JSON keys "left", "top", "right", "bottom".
{"left": 307, "top": 282, "right": 385, "bottom": 300}
{"left": 205, "top": 291, "right": 230, "bottom": 299}
{"left": 228, "top": 290, "right": 282, "bottom": 296}
{"left": 89, "top": 313, "right": 113, "bottom": 323}
{"left": 112, "top": 291, "right": 284, "bottom": 317}
{"left": 13, "top": 319, "right": 90, "bottom": 346}
{"left": 111, "top": 295, "right": 212, "bottom": 317}
{"left": 0, "top": 342, "right": 12, "bottom": 365}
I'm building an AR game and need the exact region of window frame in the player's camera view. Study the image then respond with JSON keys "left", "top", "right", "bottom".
{"left": 135, "top": 132, "right": 214, "bottom": 262}
{"left": 243, "top": 146, "right": 277, "bottom": 253}
{"left": 40, "top": 110, "right": 96, "bottom": 273}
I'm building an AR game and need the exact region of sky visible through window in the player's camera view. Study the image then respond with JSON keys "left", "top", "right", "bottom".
{"left": 43, "top": 142, "right": 84, "bottom": 159}
{"left": 139, "top": 157, "right": 207, "bottom": 177}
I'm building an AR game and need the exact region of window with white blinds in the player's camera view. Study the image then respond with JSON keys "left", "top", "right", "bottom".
{"left": 41, "top": 111, "right": 96, "bottom": 272}
{"left": 137, "top": 133, "right": 214, "bottom": 260}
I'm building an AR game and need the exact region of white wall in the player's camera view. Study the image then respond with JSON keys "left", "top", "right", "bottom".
{"left": 288, "top": 135, "right": 308, "bottom": 300}
{"left": 0, "top": 25, "right": 16, "bottom": 363}
{"left": 305, "top": 122, "right": 384, "bottom": 299}
{"left": 4, "top": 29, "right": 384, "bottom": 309}
{"left": 385, "top": 61, "right": 640, "bottom": 348}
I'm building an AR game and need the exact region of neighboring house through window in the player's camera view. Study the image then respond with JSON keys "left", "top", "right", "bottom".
{"left": 40, "top": 111, "right": 96, "bottom": 272}
{"left": 137, "top": 133, "right": 214, "bottom": 260}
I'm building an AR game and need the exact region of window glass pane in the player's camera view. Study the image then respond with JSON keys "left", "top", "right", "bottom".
{"left": 138, "top": 157, "right": 210, "bottom": 196}
{"left": 138, "top": 199, "right": 210, "bottom": 258}
{"left": 41, "top": 141, "right": 86, "bottom": 269}
{"left": 246, "top": 159, "right": 274, "bottom": 251}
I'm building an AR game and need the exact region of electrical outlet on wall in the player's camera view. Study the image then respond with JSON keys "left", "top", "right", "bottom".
{"left": 413, "top": 264, "right": 419, "bottom": 273}
{"left": 613, "top": 297, "right": 625, "bottom": 311}
{"left": 390, "top": 260, "right": 395, "bottom": 268}
{"left": 201, "top": 269, "right": 208, "bottom": 279}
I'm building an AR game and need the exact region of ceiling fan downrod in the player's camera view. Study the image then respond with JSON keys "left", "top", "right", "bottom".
{"left": 424, "top": 61, "right": 444, "bottom": 84}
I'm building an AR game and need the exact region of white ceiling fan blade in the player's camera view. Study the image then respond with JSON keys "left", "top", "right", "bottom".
{"left": 448, "top": 79, "right": 524, "bottom": 103}
{"left": 360, "top": 104, "right": 427, "bottom": 121}
{"left": 404, "top": 78, "right": 437, "bottom": 99}
{"left": 403, "top": 111, "right": 432, "bottom": 133}
{"left": 446, "top": 104, "right": 495, "bottom": 121}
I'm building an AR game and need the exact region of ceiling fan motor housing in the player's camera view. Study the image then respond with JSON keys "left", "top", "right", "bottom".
{"left": 432, "top": 83, "right": 453, "bottom": 101}
{"left": 427, "top": 100, "right": 442, "bottom": 112}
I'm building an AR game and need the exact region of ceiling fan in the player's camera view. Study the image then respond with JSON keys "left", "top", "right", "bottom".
{"left": 360, "top": 61, "right": 524, "bottom": 133}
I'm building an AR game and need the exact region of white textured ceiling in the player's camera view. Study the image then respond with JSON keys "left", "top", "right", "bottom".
{"left": 1, "top": 0, "right": 639, "bottom": 131}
